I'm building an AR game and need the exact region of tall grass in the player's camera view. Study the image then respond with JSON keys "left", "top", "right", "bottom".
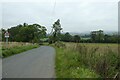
{"left": 1, "top": 42, "right": 39, "bottom": 58}
{"left": 0, "top": 43, "right": 1, "bottom": 57}
{"left": 73, "top": 43, "right": 119, "bottom": 78}
{"left": 55, "top": 42, "right": 119, "bottom": 78}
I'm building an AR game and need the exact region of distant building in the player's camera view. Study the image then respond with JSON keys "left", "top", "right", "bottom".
{"left": 91, "top": 30, "right": 104, "bottom": 42}
{"left": 91, "top": 30, "right": 103, "bottom": 35}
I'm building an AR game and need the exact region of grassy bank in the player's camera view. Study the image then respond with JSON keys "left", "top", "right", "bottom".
{"left": 0, "top": 48, "right": 1, "bottom": 57}
{"left": 1, "top": 42, "right": 39, "bottom": 58}
{"left": 54, "top": 42, "right": 119, "bottom": 78}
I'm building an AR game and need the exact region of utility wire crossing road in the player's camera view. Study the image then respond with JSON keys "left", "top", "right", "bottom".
{"left": 2, "top": 46, "right": 56, "bottom": 78}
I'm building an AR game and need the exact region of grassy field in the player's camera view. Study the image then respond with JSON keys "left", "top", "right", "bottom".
{"left": 0, "top": 42, "right": 39, "bottom": 58}
{"left": 0, "top": 42, "right": 1, "bottom": 57}
{"left": 54, "top": 42, "right": 119, "bottom": 78}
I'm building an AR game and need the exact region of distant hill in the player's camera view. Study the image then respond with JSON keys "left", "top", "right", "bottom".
{"left": 104, "top": 31, "right": 118, "bottom": 35}
{"left": 64, "top": 31, "right": 118, "bottom": 36}
{"left": 47, "top": 31, "right": 118, "bottom": 36}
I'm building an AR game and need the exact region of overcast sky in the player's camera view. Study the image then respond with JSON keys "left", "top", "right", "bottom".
{"left": 0, "top": 0, "right": 119, "bottom": 33}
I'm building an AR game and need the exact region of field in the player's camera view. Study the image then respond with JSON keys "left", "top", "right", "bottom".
{"left": 0, "top": 42, "right": 1, "bottom": 57}
{"left": 0, "top": 42, "right": 39, "bottom": 58}
{"left": 55, "top": 42, "right": 119, "bottom": 78}
{"left": 0, "top": 42, "right": 119, "bottom": 78}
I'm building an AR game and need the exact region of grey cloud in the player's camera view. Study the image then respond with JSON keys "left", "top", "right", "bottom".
{"left": 2, "top": 1, "right": 118, "bottom": 33}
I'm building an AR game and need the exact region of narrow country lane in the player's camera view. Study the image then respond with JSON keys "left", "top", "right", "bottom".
{"left": 2, "top": 46, "right": 55, "bottom": 78}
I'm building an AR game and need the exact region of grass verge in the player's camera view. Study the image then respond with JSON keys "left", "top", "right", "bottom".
{"left": 54, "top": 42, "right": 119, "bottom": 78}
{"left": 2, "top": 44, "right": 39, "bottom": 58}
{"left": 55, "top": 47, "right": 100, "bottom": 78}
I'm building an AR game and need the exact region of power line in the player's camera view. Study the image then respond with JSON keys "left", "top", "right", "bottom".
{"left": 49, "top": 0, "right": 57, "bottom": 35}
{"left": 52, "top": 0, "right": 56, "bottom": 16}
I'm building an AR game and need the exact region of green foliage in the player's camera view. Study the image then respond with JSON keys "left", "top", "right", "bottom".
{"left": 0, "top": 48, "right": 2, "bottom": 57}
{"left": 60, "top": 32, "right": 73, "bottom": 42}
{"left": 1, "top": 28, "right": 6, "bottom": 41}
{"left": 2, "top": 23, "right": 47, "bottom": 43}
{"left": 60, "top": 32, "right": 81, "bottom": 43}
{"left": 2, "top": 44, "right": 39, "bottom": 58}
{"left": 55, "top": 47, "right": 99, "bottom": 78}
{"left": 54, "top": 41, "right": 66, "bottom": 48}
{"left": 91, "top": 30, "right": 104, "bottom": 43}
{"left": 49, "top": 19, "right": 62, "bottom": 44}
{"left": 104, "top": 34, "right": 119, "bottom": 43}
{"left": 90, "top": 30, "right": 118, "bottom": 43}
{"left": 55, "top": 43, "right": 119, "bottom": 78}
{"left": 73, "top": 35, "right": 80, "bottom": 42}
{"left": 71, "top": 43, "right": 119, "bottom": 78}
{"left": 0, "top": 29, "right": 2, "bottom": 41}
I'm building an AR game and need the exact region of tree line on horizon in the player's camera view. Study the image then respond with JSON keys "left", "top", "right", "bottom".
{"left": 1, "top": 23, "right": 47, "bottom": 43}
{"left": 0, "top": 23, "right": 119, "bottom": 43}
{"left": 59, "top": 30, "right": 119, "bottom": 43}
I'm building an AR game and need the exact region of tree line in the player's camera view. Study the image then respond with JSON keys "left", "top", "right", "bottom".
{"left": 1, "top": 23, "right": 47, "bottom": 43}
{"left": 59, "top": 30, "right": 119, "bottom": 43}
{"left": 0, "top": 22, "right": 119, "bottom": 43}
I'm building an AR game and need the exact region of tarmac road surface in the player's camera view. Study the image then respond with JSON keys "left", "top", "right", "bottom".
{"left": 2, "top": 46, "right": 55, "bottom": 78}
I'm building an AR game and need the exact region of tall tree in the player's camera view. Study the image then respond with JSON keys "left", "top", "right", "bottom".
{"left": 7, "top": 23, "right": 47, "bottom": 43}
{"left": 49, "top": 19, "right": 62, "bottom": 43}
{"left": 61, "top": 32, "right": 73, "bottom": 42}
{"left": 91, "top": 30, "right": 104, "bottom": 43}
{"left": 73, "top": 35, "right": 80, "bottom": 43}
